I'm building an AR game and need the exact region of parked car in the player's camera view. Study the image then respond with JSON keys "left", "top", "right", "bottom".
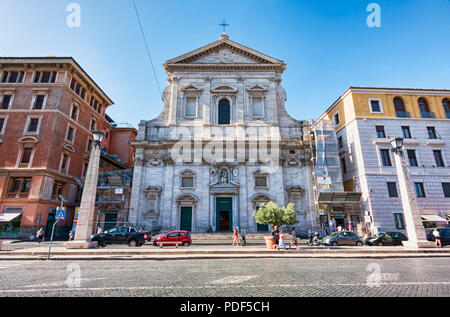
{"left": 153, "top": 230, "right": 192, "bottom": 247}
{"left": 91, "top": 227, "right": 150, "bottom": 247}
{"left": 322, "top": 231, "right": 363, "bottom": 246}
{"left": 365, "top": 232, "right": 408, "bottom": 246}
{"left": 426, "top": 228, "right": 450, "bottom": 246}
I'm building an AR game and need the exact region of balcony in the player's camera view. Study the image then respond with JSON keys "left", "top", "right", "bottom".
{"left": 395, "top": 111, "right": 411, "bottom": 118}
{"left": 421, "top": 112, "right": 436, "bottom": 119}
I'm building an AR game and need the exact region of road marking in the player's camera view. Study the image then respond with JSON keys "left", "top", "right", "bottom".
{"left": 1, "top": 281, "right": 450, "bottom": 294}
{"left": 24, "top": 278, "right": 108, "bottom": 288}
{"left": 210, "top": 276, "right": 259, "bottom": 285}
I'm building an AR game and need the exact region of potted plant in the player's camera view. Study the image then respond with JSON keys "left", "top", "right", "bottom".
{"left": 253, "top": 202, "right": 299, "bottom": 249}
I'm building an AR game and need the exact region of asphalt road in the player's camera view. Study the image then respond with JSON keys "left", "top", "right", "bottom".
{"left": 0, "top": 258, "right": 449, "bottom": 297}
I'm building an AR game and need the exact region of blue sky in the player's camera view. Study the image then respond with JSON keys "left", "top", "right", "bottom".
{"left": 1, "top": 0, "right": 449, "bottom": 126}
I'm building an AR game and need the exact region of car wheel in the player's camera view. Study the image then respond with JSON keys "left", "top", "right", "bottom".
{"left": 332, "top": 242, "right": 338, "bottom": 246}
{"left": 128, "top": 239, "right": 138, "bottom": 247}
{"left": 356, "top": 241, "right": 363, "bottom": 247}
{"left": 183, "top": 242, "right": 190, "bottom": 247}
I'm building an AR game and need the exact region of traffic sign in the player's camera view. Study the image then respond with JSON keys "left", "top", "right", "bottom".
{"left": 56, "top": 207, "right": 66, "bottom": 220}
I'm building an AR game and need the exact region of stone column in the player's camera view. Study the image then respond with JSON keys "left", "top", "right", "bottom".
{"left": 66, "top": 143, "right": 101, "bottom": 249}
{"left": 237, "top": 77, "right": 245, "bottom": 125}
{"left": 233, "top": 194, "right": 239, "bottom": 230}
{"left": 128, "top": 148, "right": 145, "bottom": 225}
{"left": 168, "top": 77, "right": 179, "bottom": 126}
{"left": 203, "top": 77, "right": 211, "bottom": 126}
{"left": 210, "top": 194, "right": 216, "bottom": 231}
{"left": 393, "top": 150, "right": 434, "bottom": 248}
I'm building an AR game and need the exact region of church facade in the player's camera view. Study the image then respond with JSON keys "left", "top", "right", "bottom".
{"left": 129, "top": 34, "right": 317, "bottom": 233}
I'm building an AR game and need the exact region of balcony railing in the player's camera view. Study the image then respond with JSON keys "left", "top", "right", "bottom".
{"left": 421, "top": 112, "right": 436, "bottom": 119}
{"left": 396, "top": 111, "right": 411, "bottom": 118}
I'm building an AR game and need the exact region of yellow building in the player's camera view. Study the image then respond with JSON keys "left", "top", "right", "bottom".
{"left": 316, "top": 87, "right": 450, "bottom": 234}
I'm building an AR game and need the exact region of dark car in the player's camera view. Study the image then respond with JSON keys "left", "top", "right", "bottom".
{"left": 426, "top": 228, "right": 450, "bottom": 246}
{"left": 91, "top": 227, "right": 150, "bottom": 247}
{"left": 366, "top": 232, "right": 408, "bottom": 246}
{"left": 322, "top": 231, "right": 363, "bottom": 246}
{"left": 153, "top": 230, "right": 192, "bottom": 247}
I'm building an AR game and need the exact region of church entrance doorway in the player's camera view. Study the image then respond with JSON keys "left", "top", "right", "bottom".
{"left": 216, "top": 197, "right": 232, "bottom": 232}
{"left": 180, "top": 207, "right": 192, "bottom": 231}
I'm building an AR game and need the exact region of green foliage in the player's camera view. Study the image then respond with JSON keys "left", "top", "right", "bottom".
{"left": 253, "top": 201, "right": 299, "bottom": 227}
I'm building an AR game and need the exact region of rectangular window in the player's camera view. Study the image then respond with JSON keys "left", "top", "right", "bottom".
{"left": 370, "top": 99, "right": 382, "bottom": 113}
{"left": 90, "top": 119, "right": 96, "bottom": 132}
{"left": 1, "top": 95, "right": 12, "bottom": 109}
{"left": 21, "top": 178, "right": 31, "bottom": 193}
{"left": 442, "top": 183, "right": 450, "bottom": 198}
{"left": 393, "top": 213, "right": 405, "bottom": 230}
{"left": 252, "top": 97, "right": 264, "bottom": 117}
{"left": 1, "top": 71, "right": 24, "bottom": 83}
{"left": 434, "top": 150, "right": 445, "bottom": 167}
{"left": 407, "top": 150, "right": 418, "bottom": 167}
{"left": 0, "top": 118, "right": 5, "bottom": 133}
{"left": 401, "top": 126, "right": 412, "bottom": 139}
{"left": 61, "top": 154, "right": 69, "bottom": 171}
{"left": 334, "top": 113, "right": 340, "bottom": 126}
{"left": 1, "top": 71, "right": 9, "bottom": 83}
{"left": 427, "top": 127, "right": 438, "bottom": 139}
{"left": 87, "top": 139, "right": 93, "bottom": 152}
{"left": 414, "top": 182, "right": 426, "bottom": 198}
{"left": 52, "top": 182, "right": 63, "bottom": 197}
{"left": 33, "top": 95, "right": 45, "bottom": 110}
{"left": 380, "top": 149, "right": 392, "bottom": 167}
{"left": 255, "top": 176, "right": 268, "bottom": 188}
{"left": 185, "top": 97, "right": 197, "bottom": 117}
{"left": 71, "top": 105, "right": 78, "bottom": 120}
{"left": 35, "top": 71, "right": 56, "bottom": 83}
{"left": 27, "top": 118, "right": 40, "bottom": 133}
{"left": 387, "top": 182, "right": 398, "bottom": 198}
{"left": 181, "top": 177, "right": 194, "bottom": 188}
{"left": 66, "top": 126, "right": 74, "bottom": 142}
{"left": 9, "top": 178, "right": 23, "bottom": 193}
{"left": 341, "top": 157, "right": 347, "bottom": 173}
{"left": 376, "top": 126, "right": 386, "bottom": 138}
{"left": 21, "top": 148, "right": 33, "bottom": 164}
{"left": 338, "top": 136, "right": 344, "bottom": 149}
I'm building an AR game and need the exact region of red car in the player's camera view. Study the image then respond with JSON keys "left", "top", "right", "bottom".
{"left": 153, "top": 230, "right": 192, "bottom": 247}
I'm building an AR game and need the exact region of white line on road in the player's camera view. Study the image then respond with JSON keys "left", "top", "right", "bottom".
{"left": 210, "top": 276, "right": 259, "bottom": 285}
{"left": 1, "top": 281, "right": 449, "bottom": 294}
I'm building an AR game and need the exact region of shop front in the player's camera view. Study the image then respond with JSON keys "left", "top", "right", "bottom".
{"left": 0, "top": 208, "right": 23, "bottom": 239}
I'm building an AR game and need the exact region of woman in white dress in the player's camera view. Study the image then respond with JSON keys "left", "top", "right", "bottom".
{"left": 278, "top": 231, "right": 287, "bottom": 249}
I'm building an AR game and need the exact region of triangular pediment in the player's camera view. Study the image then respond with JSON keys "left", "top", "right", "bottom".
{"left": 165, "top": 35, "right": 285, "bottom": 67}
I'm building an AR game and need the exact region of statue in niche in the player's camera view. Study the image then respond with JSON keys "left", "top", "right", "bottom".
{"left": 219, "top": 169, "right": 229, "bottom": 184}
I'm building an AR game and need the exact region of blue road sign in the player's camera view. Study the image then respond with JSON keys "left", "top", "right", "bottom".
{"left": 56, "top": 208, "right": 66, "bottom": 220}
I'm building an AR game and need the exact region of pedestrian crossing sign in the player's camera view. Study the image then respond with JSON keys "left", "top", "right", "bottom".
{"left": 56, "top": 208, "right": 66, "bottom": 220}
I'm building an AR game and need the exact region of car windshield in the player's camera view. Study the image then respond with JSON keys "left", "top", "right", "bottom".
{"left": 376, "top": 233, "right": 386, "bottom": 237}
{"left": 329, "top": 232, "right": 340, "bottom": 237}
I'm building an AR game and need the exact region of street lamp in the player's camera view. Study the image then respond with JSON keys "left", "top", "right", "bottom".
{"left": 66, "top": 131, "right": 105, "bottom": 249}
{"left": 389, "top": 138, "right": 434, "bottom": 248}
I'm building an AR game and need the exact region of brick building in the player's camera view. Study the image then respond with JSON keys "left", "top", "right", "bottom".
{"left": 0, "top": 57, "right": 134, "bottom": 239}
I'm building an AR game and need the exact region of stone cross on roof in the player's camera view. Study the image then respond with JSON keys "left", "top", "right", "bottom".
{"left": 219, "top": 20, "right": 230, "bottom": 33}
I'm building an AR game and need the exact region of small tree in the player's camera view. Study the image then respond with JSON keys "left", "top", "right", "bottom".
{"left": 253, "top": 201, "right": 299, "bottom": 228}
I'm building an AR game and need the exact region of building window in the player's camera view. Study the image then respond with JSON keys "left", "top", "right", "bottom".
{"left": 1, "top": 95, "right": 12, "bottom": 110}
{"left": 414, "top": 182, "right": 426, "bottom": 198}
{"left": 427, "top": 127, "right": 438, "bottom": 139}
{"left": 338, "top": 136, "right": 344, "bottom": 149}
{"left": 0, "top": 117, "right": 7, "bottom": 134}
{"left": 20, "top": 148, "right": 33, "bottom": 165}
{"left": 252, "top": 96, "right": 264, "bottom": 117}
{"left": 380, "top": 149, "right": 392, "bottom": 167}
{"left": 8, "top": 177, "right": 32, "bottom": 198}
{"left": 87, "top": 139, "right": 93, "bottom": 152}
{"left": 34, "top": 71, "right": 57, "bottom": 83}
{"left": 32, "top": 95, "right": 46, "bottom": 110}
{"left": 70, "top": 78, "right": 86, "bottom": 100}
{"left": 401, "top": 126, "right": 412, "bottom": 139}
{"left": 387, "top": 182, "right": 398, "bottom": 198}
{"left": 369, "top": 99, "right": 383, "bottom": 113}
{"left": 419, "top": 98, "right": 435, "bottom": 118}
{"left": 443, "top": 98, "right": 450, "bottom": 119}
{"left": 334, "top": 112, "right": 340, "bottom": 126}
{"left": 433, "top": 150, "right": 445, "bottom": 167}
{"left": 340, "top": 157, "right": 347, "bottom": 174}
{"left": 393, "top": 213, "right": 405, "bottom": 230}
{"left": 66, "top": 126, "right": 75, "bottom": 143}
{"left": 375, "top": 126, "right": 386, "bottom": 138}
{"left": 26, "top": 118, "right": 41, "bottom": 133}
{"left": 181, "top": 176, "right": 194, "bottom": 189}
{"left": 442, "top": 183, "right": 450, "bottom": 198}
{"left": 1, "top": 71, "right": 25, "bottom": 83}
{"left": 60, "top": 153, "right": 69, "bottom": 172}
{"left": 255, "top": 175, "right": 268, "bottom": 188}
{"left": 394, "top": 97, "right": 409, "bottom": 118}
{"left": 70, "top": 104, "right": 79, "bottom": 121}
{"left": 407, "top": 150, "right": 418, "bottom": 167}
{"left": 52, "top": 181, "right": 64, "bottom": 199}
{"left": 90, "top": 119, "right": 96, "bottom": 132}
{"left": 218, "top": 99, "right": 231, "bottom": 125}
{"left": 185, "top": 97, "right": 197, "bottom": 118}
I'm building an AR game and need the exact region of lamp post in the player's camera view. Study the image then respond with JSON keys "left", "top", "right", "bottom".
{"left": 66, "top": 131, "right": 104, "bottom": 249}
{"left": 390, "top": 137, "right": 434, "bottom": 248}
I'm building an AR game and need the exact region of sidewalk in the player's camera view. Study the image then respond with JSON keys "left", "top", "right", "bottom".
{"left": 1, "top": 242, "right": 449, "bottom": 261}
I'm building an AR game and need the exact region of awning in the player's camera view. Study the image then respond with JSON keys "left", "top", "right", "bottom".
{"left": 421, "top": 215, "right": 448, "bottom": 223}
{"left": 318, "top": 192, "right": 362, "bottom": 204}
{"left": 0, "top": 213, "right": 22, "bottom": 223}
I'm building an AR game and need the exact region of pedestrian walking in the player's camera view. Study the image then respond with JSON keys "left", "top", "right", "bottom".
{"left": 36, "top": 228, "right": 44, "bottom": 243}
{"left": 97, "top": 226, "right": 103, "bottom": 234}
{"left": 232, "top": 228, "right": 239, "bottom": 247}
{"left": 291, "top": 228, "right": 298, "bottom": 249}
{"left": 271, "top": 226, "right": 280, "bottom": 249}
{"left": 278, "top": 231, "right": 287, "bottom": 249}
{"left": 433, "top": 228, "right": 442, "bottom": 248}
{"left": 68, "top": 230, "right": 74, "bottom": 241}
